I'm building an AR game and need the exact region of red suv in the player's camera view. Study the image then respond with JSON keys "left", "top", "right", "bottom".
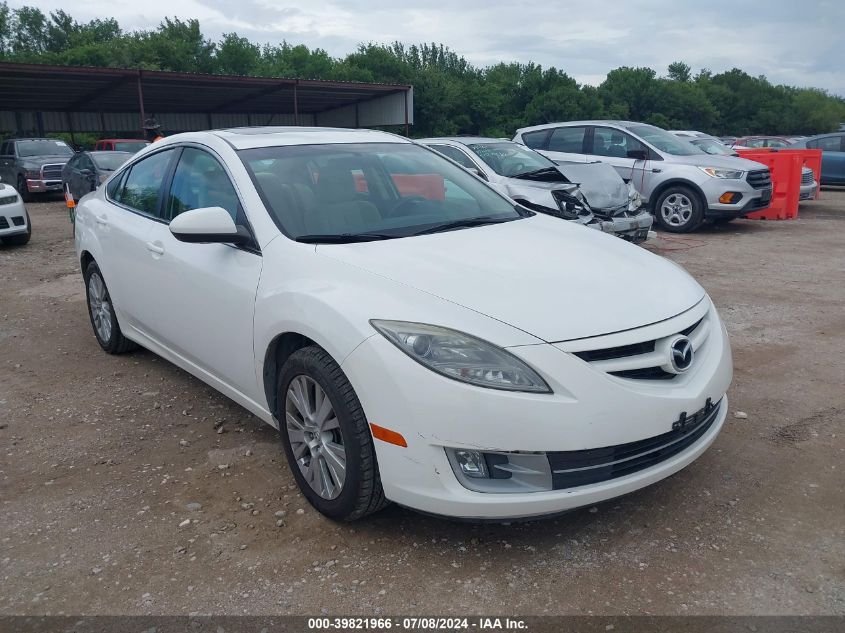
{"left": 93, "top": 139, "right": 150, "bottom": 153}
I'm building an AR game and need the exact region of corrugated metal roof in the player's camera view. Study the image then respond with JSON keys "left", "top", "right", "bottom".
{"left": 0, "top": 62, "right": 411, "bottom": 115}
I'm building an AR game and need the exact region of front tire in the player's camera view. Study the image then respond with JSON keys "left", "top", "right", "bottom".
{"left": 277, "top": 346, "right": 388, "bottom": 521}
{"left": 17, "top": 176, "right": 32, "bottom": 203}
{"left": 83, "top": 261, "right": 138, "bottom": 354}
{"left": 654, "top": 185, "right": 705, "bottom": 233}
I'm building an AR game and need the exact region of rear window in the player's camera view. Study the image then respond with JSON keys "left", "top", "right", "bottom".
{"left": 16, "top": 139, "right": 74, "bottom": 157}
{"left": 114, "top": 141, "right": 150, "bottom": 153}
{"left": 91, "top": 152, "right": 131, "bottom": 171}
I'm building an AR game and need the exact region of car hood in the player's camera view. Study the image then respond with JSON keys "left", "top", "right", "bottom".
{"left": 316, "top": 214, "right": 705, "bottom": 342}
{"left": 659, "top": 153, "right": 767, "bottom": 171}
{"left": 21, "top": 155, "right": 71, "bottom": 167}
{"left": 554, "top": 162, "right": 628, "bottom": 210}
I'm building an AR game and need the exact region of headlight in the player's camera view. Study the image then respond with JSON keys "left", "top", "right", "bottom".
{"left": 24, "top": 169, "right": 41, "bottom": 179}
{"left": 370, "top": 320, "right": 551, "bottom": 393}
{"left": 698, "top": 166, "right": 744, "bottom": 179}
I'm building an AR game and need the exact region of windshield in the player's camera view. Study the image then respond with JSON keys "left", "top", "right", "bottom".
{"left": 690, "top": 139, "right": 735, "bottom": 156}
{"left": 114, "top": 141, "right": 150, "bottom": 153}
{"left": 90, "top": 152, "right": 132, "bottom": 171}
{"left": 17, "top": 139, "right": 74, "bottom": 157}
{"left": 240, "top": 143, "right": 523, "bottom": 240}
{"left": 466, "top": 142, "right": 556, "bottom": 177}
{"left": 626, "top": 125, "right": 705, "bottom": 156}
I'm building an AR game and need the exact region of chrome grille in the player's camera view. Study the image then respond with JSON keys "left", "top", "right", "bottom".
{"left": 746, "top": 169, "right": 771, "bottom": 189}
{"left": 41, "top": 163, "right": 65, "bottom": 181}
{"left": 801, "top": 169, "right": 814, "bottom": 185}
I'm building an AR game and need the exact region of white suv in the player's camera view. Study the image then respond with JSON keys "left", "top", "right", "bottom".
{"left": 75, "top": 127, "right": 732, "bottom": 521}
{"left": 514, "top": 121, "right": 773, "bottom": 232}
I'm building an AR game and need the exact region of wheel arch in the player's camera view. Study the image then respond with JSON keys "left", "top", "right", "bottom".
{"left": 648, "top": 178, "right": 708, "bottom": 213}
{"left": 262, "top": 331, "right": 319, "bottom": 420}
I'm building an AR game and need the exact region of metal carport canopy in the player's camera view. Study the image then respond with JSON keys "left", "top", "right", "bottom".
{"left": 0, "top": 62, "right": 412, "bottom": 131}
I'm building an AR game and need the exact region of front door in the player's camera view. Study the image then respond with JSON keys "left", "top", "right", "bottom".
{"left": 587, "top": 126, "right": 654, "bottom": 197}
{"left": 142, "top": 146, "right": 264, "bottom": 401}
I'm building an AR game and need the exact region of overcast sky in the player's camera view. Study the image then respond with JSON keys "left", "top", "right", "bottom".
{"left": 14, "top": 0, "right": 845, "bottom": 96}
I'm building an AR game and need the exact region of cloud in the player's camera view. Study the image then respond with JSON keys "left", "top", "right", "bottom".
{"left": 8, "top": 0, "right": 845, "bottom": 95}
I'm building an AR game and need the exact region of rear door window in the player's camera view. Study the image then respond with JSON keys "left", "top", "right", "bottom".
{"left": 548, "top": 127, "right": 587, "bottom": 153}
{"left": 112, "top": 149, "right": 176, "bottom": 217}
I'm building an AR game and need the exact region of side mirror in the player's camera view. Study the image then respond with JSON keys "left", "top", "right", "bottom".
{"left": 169, "top": 206, "right": 252, "bottom": 246}
{"left": 466, "top": 167, "right": 488, "bottom": 181}
{"left": 626, "top": 149, "right": 648, "bottom": 160}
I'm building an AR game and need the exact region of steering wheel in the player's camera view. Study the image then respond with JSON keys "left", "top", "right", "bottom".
{"left": 385, "top": 195, "right": 428, "bottom": 218}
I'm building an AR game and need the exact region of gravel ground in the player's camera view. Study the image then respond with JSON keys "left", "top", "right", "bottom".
{"left": 1, "top": 191, "right": 843, "bottom": 616}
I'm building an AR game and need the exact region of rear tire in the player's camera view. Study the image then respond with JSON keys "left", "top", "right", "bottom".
{"left": 83, "top": 260, "right": 138, "bottom": 354}
{"left": 277, "top": 346, "right": 388, "bottom": 521}
{"left": 654, "top": 185, "right": 705, "bottom": 233}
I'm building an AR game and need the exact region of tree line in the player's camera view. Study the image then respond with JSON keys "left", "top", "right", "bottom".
{"left": 1, "top": 3, "right": 844, "bottom": 138}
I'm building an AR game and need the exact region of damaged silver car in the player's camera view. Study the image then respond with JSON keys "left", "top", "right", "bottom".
{"left": 419, "top": 137, "right": 652, "bottom": 243}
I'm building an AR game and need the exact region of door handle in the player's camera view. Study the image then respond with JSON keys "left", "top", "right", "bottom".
{"left": 95, "top": 215, "right": 108, "bottom": 226}
{"left": 145, "top": 242, "right": 165, "bottom": 256}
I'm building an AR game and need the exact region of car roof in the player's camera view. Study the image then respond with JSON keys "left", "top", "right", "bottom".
{"left": 206, "top": 126, "right": 410, "bottom": 150}
{"left": 416, "top": 136, "right": 515, "bottom": 146}
{"left": 515, "top": 120, "right": 644, "bottom": 135}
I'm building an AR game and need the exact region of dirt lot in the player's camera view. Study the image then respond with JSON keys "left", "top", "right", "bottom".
{"left": 1, "top": 192, "right": 843, "bottom": 616}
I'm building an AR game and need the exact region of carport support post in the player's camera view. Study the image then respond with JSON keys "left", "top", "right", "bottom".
{"left": 404, "top": 89, "right": 409, "bottom": 137}
{"left": 293, "top": 82, "right": 299, "bottom": 126}
{"left": 136, "top": 71, "right": 146, "bottom": 137}
{"left": 66, "top": 111, "right": 76, "bottom": 146}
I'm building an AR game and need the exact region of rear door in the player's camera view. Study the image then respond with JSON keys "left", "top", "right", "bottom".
{"left": 142, "top": 146, "right": 263, "bottom": 400}
{"left": 809, "top": 135, "right": 845, "bottom": 185}
{"left": 540, "top": 126, "right": 589, "bottom": 164}
{"left": 99, "top": 148, "right": 177, "bottom": 331}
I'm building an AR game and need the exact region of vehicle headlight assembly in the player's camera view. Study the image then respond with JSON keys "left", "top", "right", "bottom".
{"left": 698, "top": 166, "right": 744, "bottom": 179}
{"left": 370, "top": 320, "right": 551, "bottom": 393}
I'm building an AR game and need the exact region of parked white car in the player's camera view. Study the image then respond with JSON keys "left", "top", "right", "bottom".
{"left": 419, "top": 137, "right": 652, "bottom": 243}
{"left": 74, "top": 127, "right": 733, "bottom": 521}
{"left": 0, "top": 181, "right": 30, "bottom": 246}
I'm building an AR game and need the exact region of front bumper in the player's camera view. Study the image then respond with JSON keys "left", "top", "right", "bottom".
{"left": 25, "top": 178, "right": 63, "bottom": 193}
{"left": 590, "top": 210, "right": 653, "bottom": 243}
{"left": 799, "top": 180, "right": 818, "bottom": 200}
{"left": 342, "top": 301, "right": 732, "bottom": 519}
{"left": 0, "top": 195, "right": 28, "bottom": 237}
{"left": 700, "top": 177, "right": 771, "bottom": 217}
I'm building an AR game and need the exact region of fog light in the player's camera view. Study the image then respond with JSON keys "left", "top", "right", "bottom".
{"left": 454, "top": 450, "right": 488, "bottom": 478}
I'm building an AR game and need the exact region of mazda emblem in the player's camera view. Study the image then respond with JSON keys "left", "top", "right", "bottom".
{"left": 669, "top": 336, "right": 694, "bottom": 373}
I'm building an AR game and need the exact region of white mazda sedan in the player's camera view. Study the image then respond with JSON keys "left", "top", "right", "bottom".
{"left": 74, "top": 127, "right": 732, "bottom": 521}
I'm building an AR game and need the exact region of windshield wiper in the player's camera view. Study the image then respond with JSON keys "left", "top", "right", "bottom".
{"left": 411, "top": 216, "right": 513, "bottom": 236}
{"left": 514, "top": 166, "right": 560, "bottom": 179}
{"left": 294, "top": 232, "right": 398, "bottom": 244}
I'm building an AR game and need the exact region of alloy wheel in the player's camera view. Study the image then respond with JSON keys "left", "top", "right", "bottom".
{"left": 87, "top": 272, "right": 112, "bottom": 343}
{"left": 285, "top": 375, "right": 347, "bottom": 500}
{"left": 660, "top": 193, "right": 693, "bottom": 227}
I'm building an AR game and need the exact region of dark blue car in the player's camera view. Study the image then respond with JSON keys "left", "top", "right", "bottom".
{"left": 791, "top": 133, "right": 845, "bottom": 185}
